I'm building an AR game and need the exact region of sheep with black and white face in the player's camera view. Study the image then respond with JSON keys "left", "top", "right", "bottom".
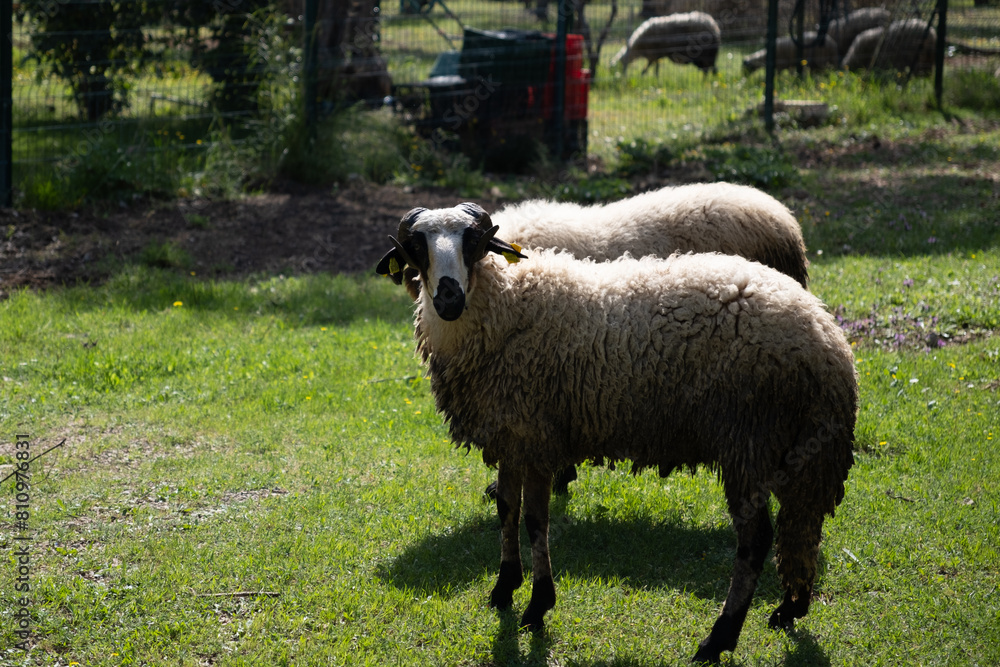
{"left": 401, "top": 184, "right": 812, "bottom": 498}
{"left": 377, "top": 202, "right": 857, "bottom": 664}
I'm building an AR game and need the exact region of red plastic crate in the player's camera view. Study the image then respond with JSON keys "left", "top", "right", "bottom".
{"left": 541, "top": 34, "right": 589, "bottom": 121}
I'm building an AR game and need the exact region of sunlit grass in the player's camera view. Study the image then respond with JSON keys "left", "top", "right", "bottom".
{"left": 1, "top": 253, "right": 998, "bottom": 664}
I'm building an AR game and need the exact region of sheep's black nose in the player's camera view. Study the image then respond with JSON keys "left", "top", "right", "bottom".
{"left": 433, "top": 276, "right": 465, "bottom": 321}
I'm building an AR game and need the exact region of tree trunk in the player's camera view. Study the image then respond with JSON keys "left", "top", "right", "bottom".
{"left": 573, "top": 0, "right": 618, "bottom": 78}
{"left": 317, "top": 0, "right": 392, "bottom": 106}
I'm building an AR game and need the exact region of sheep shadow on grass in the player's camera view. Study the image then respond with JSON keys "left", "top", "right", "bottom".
{"left": 379, "top": 510, "right": 777, "bottom": 605}
{"left": 379, "top": 506, "right": 834, "bottom": 665}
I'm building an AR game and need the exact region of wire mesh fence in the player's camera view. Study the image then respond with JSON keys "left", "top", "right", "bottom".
{"left": 9, "top": 0, "right": 302, "bottom": 205}
{"left": 3, "top": 0, "right": 1000, "bottom": 205}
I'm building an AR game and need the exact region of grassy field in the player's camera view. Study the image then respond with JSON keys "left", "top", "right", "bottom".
{"left": 3, "top": 3, "right": 1000, "bottom": 664}
{"left": 2, "top": 133, "right": 1000, "bottom": 666}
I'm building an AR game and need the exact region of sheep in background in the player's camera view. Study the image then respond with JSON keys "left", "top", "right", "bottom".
{"left": 376, "top": 202, "right": 857, "bottom": 664}
{"left": 843, "top": 19, "right": 937, "bottom": 76}
{"left": 495, "top": 183, "right": 809, "bottom": 287}
{"left": 610, "top": 12, "right": 721, "bottom": 75}
{"left": 743, "top": 32, "right": 839, "bottom": 74}
{"left": 825, "top": 7, "right": 891, "bottom": 63}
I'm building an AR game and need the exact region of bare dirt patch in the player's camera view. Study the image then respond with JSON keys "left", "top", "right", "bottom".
{"left": 0, "top": 180, "right": 499, "bottom": 298}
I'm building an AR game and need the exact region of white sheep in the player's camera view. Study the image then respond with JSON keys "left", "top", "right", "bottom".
{"left": 824, "top": 7, "right": 891, "bottom": 63}
{"left": 404, "top": 184, "right": 811, "bottom": 497}
{"left": 610, "top": 12, "right": 722, "bottom": 75}
{"left": 743, "top": 32, "right": 840, "bottom": 74}
{"left": 376, "top": 202, "right": 858, "bottom": 663}
{"left": 495, "top": 183, "right": 809, "bottom": 288}
{"left": 842, "top": 19, "right": 937, "bottom": 76}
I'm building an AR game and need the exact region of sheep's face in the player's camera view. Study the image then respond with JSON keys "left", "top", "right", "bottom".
{"left": 376, "top": 203, "right": 526, "bottom": 322}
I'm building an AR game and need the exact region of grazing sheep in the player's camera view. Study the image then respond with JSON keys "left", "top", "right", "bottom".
{"left": 495, "top": 183, "right": 809, "bottom": 288}
{"left": 610, "top": 12, "right": 722, "bottom": 75}
{"left": 743, "top": 32, "right": 839, "bottom": 74}
{"left": 825, "top": 7, "right": 892, "bottom": 63}
{"left": 376, "top": 202, "right": 858, "bottom": 663}
{"left": 842, "top": 19, "right": 937, "bottom": 76}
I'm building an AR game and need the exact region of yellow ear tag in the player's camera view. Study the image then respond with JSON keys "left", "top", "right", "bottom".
{"left": 502, "top": 243, "right": 523, "bottom": 264}
{"left": 388, "top": 257, "right": 401, "bottom": 274}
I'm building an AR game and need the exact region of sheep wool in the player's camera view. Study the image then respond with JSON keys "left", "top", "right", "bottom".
{"left": 743, "top": 32, "right": 839, "bottom": 74}
{"left": 376, "top": 203, "right": 858, "bottom": 663}
{"left": 843, "top": 19, "right": 937, "bottom": 76}
{"left": 495, "top": 182, "right": 809, "bottom": 288}
{"left": 825, "top": 7, "right": 891, "bottom": 63}
{"left": 610, "top": 12, "right": 721, "bottom": 75}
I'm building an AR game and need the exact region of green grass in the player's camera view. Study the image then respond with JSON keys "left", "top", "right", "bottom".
{"left": 2, "top": 204, "right": 1000, "bottom": 665}
{"left": 3, "top": 4, "right": 1000, "bottom": 662}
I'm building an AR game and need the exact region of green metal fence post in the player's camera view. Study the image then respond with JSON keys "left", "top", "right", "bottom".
{"left": 764, "top": 0, "right": 779, "bottom": 133}
{"left": 554, "top": 0, "right": 567, "bottom": 160}
{"left": 304, "top": 0, "right": 319, "bottom": 133}
{"left": 1, "top": 0, "right": 12, "bottom": 207}
{"left": 794, "top": 0, "right": 804, "bottom": 78}
{"left": 935, "top": 0, "right": 948, "bottom": 110}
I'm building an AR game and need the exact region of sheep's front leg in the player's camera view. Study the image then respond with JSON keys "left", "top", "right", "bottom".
{"left": 489, "top": 462, "right": 523, "bottom": 610}
{"left": 520, "top": 466, "right": 555, "bottom": 631}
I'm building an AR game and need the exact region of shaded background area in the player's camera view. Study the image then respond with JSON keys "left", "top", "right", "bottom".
{"left": 4, "top": 0, "right": 999, "bottom": 207}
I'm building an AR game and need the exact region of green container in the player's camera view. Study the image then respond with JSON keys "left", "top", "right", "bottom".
{"left": 458, "top": 28, "right": 553, "bottom": 86}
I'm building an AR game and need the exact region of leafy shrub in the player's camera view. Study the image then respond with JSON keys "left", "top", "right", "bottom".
{"left": 19, "top": 1, "right": 146, "bottom": 120}
{"left": 278, "top": 107, "right": 410, "bottom": 186}
{"left": 944, "top": 69, "right": 1000, "bottom": 115}
{"left": 554, "top": 175, "right": 632, "bottom": 203}
{"left": 615, "top": 138, "right": 674, "bottom": 177}
{"left": 702, "top": 144, "right": 798, "bottom": 189}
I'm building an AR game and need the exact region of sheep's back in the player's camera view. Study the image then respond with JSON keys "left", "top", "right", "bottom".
{"left": 744, "top": 32, "right": 839, "bottom": 73}
{"left": 495, "top": 183, "right": 808, "bottom": 287}
{"left": 426, "top": 252, "right": 855, "bottom": 492}
{"left": 843, "top": 20, "right": 936, "bottom": 75}
{"left": 827, "top": 7, "right": 891, "bottom": 59}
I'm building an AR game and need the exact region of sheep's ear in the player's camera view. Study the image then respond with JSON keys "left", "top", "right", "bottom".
{"left": 375, "top": 246, "right": 406, "bottom": 284}
{"left": 488, "top": 238, "right": 527, "bottom": 264}
{"left": 376, "top": 234, "right": 418, "bottom": 285}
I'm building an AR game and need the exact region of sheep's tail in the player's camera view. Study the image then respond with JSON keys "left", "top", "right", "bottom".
{"left": 772, "top": 401, "right": 856, "bottom": 598}
{"left": 610, "top": 45, "right": 629, "bottom": 70}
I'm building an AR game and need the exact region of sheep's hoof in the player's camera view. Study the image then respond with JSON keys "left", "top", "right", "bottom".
{"left": 768, "top": 591, "right": 808, "bottom": 631}
{"left": 691, "top": 629, "right": 727, "bottom": 665}
{"left": 483, "top": 480, "right": 498, "bottom": 501}
{"left": 767, "top": 607, "right": 796, "bottom": 632}
{"left": 489, "top": 561, "right": 522, "bottom": 610}
{"left": 519, "top": 610, "right": 545, "bottom": 633}
{"left": 490, "top": 588, "right": 514, "bottom": 609}
{"left": 489, "top": 587, "right": 514, "bottom": 610}
{"left": 691, "top": 615, "right": 738, "bottom": 663}
{"left": 690, "top": 644, "right": 721, "bottom": 664}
